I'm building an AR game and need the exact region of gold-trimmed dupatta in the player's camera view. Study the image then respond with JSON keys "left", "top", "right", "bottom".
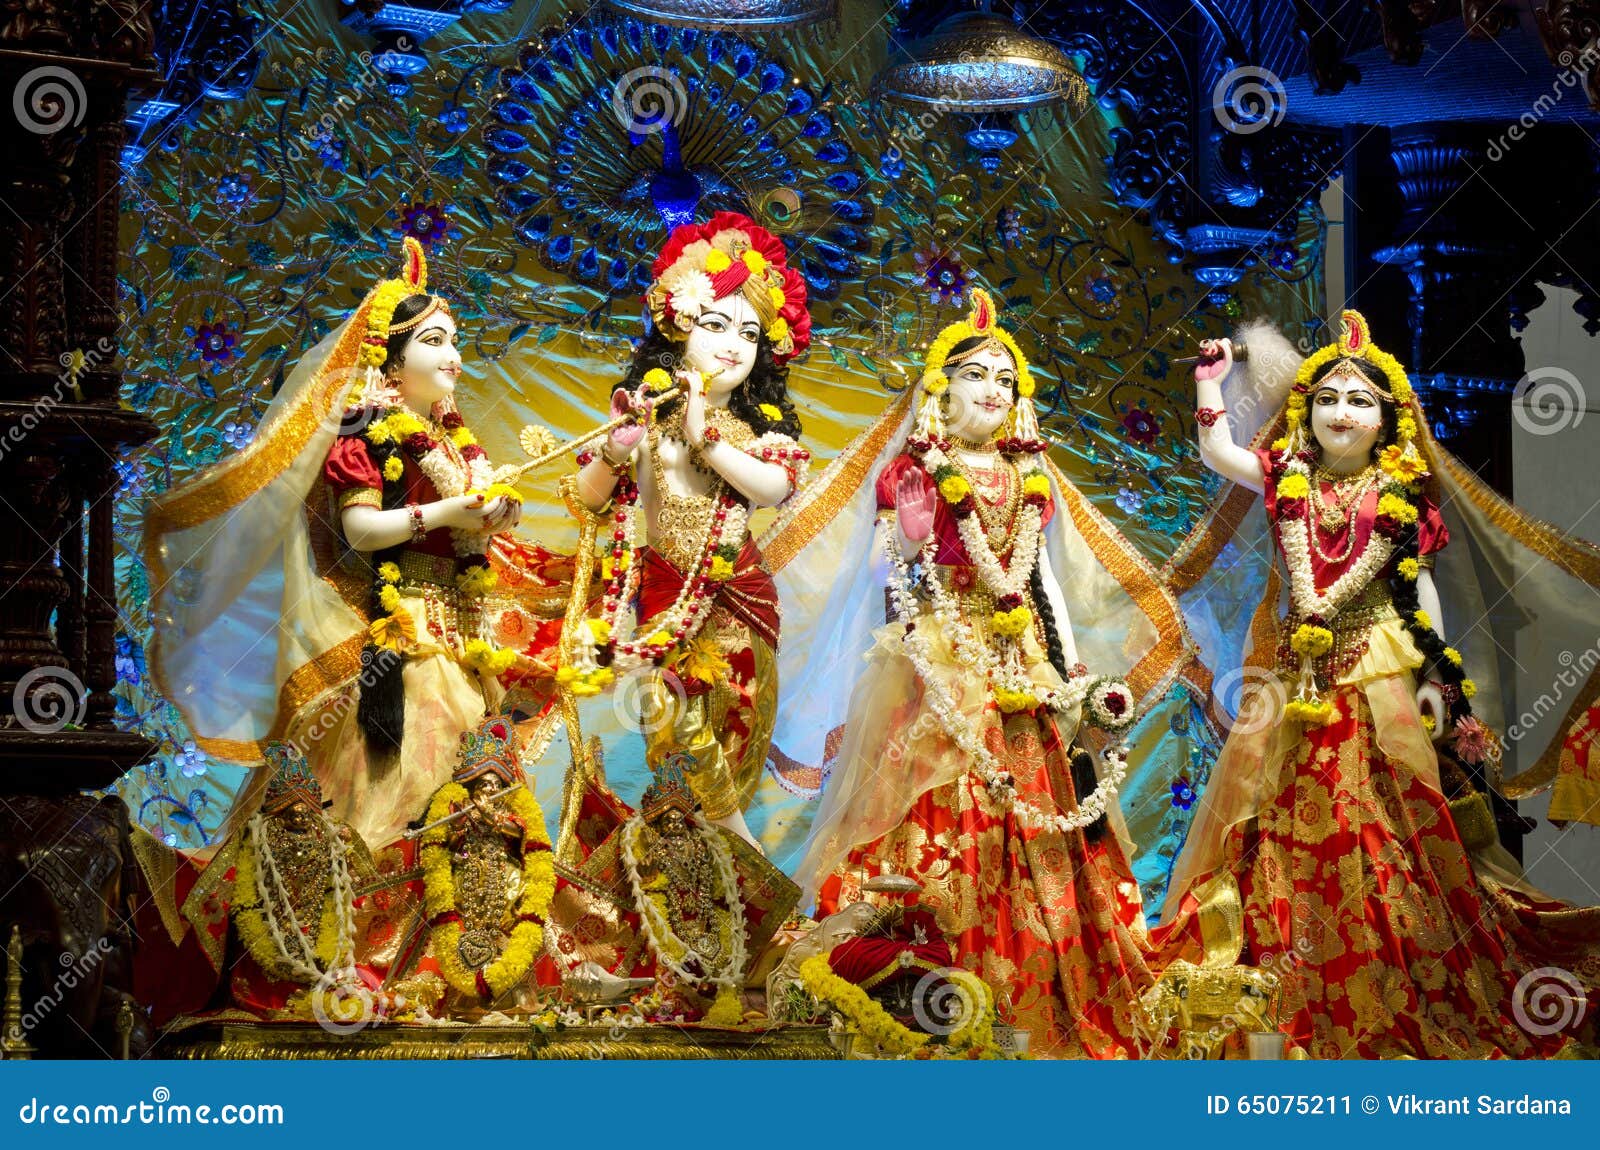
{"left": 756, "top": 391, "right": 1203, "bottom": 895}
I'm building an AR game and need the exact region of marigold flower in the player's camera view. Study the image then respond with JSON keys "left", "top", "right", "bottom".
{"left": 369, "top": 608, "right": 416, "bottom": 651}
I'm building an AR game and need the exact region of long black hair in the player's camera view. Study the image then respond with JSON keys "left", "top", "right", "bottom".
{"left": 941, "top": 335, "right": 1108, "bottom": 840}
{"left": 352, "top": 293, "right": 438, "bottom": 756}
{"left": 623, "top": 325, "right": 802, "bottom": 441}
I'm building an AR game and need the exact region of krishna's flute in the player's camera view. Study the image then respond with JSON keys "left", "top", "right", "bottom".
{"left": 505, "top": 365, "right": 729, "bottom": 478}
{"left": 402, "top": 781, "right": 527, "bottom": 839}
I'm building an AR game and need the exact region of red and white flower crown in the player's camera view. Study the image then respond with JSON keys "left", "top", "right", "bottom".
{"left": 643, "top": 211, "right": 811, "bottom": 365}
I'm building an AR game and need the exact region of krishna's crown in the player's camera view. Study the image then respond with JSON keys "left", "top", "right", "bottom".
{"left": 453, "top": 716, "right": 524, "bottom": 787}
{"left": 643, "top": 211, "right": 811, "bottom": 365}
{"left": 261, "top": 741, "right": 323, "bottom": 814}
{"left": 640, "top": 753, "right": 698, "bottom": 821}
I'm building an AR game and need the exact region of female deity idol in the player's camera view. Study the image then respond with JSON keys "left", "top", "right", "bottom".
{"left": 560, "top": 212, "right": 812, "bottom": 848}
{"left": 147, "top": 239, "right": 564, "bottom": 855}
{"left": 773, "top": 290, "right": 1199, "bottom": 1058}
{"left": 1158, "top": 310, "right": 1600, "bottom": 1058}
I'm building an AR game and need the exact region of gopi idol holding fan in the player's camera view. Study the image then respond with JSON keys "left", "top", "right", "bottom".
{"left": 769, "top": 289, "right": 1200, "bottom": 1057}
{"left": 1157, "top": 310, "right": 1600, "bottom": 1057}
{"left": 563, "top": 213, "right": 811, "bottom": 848}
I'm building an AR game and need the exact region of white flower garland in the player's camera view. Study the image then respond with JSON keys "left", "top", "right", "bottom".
{"left": 879, "top": 518, "right": 1128, "bottom": 834}
{"left": 919, "top": 440, "right": 1043, "bottom": 600}
{"left": 618, "top": 813, "right": 748, "bottom": 993}
{"left": 1276, "top": 458, "right": 1394, "bottom": 619}
{"left": 409, "top": 431, "right": 496, "bottom": 558}
{"left": 246, "top": 813, "right": 358, "bottom": 987}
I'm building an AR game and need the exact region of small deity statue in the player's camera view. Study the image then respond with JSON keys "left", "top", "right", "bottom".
{"left": 224, "top": 742, "right": 376, "bottom": 1017}
{"left": 418, "top": 716, "right": 555, "bottom": 1012}
{"left": 547, "top": 753, "right": 799, "bottom": 1024}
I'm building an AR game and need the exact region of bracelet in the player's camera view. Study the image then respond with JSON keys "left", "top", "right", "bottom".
{"left": 702, "top": 425, "right": 722, "bottom": 444}
{"left": 597, "top": 442, "right": 631, "bottom": 471}
{"left": 1195, "top": 407, "right": 1226, "bottom": 428}
{"left": 407, "top": 503, "right": 427, "bottom": 542}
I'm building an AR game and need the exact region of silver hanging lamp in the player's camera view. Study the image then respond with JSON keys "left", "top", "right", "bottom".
{"left": 604, "top": 0, "right": 835, "bottom": 29}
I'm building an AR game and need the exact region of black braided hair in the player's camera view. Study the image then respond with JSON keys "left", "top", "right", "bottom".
{"left": 1030, "top": 552, "right": 1107, "bottom": 843}
{"left": 623, "top": 326, "right": 801, "bottom": 441}
{"left": 349, "top": 293, "right": 437, "bottom": 756}
{"left": 946, "top": 330, "right": 1107, "bottom": 840}
{"left": 1308, "top": 356, "right": 1478, "bottom": 744}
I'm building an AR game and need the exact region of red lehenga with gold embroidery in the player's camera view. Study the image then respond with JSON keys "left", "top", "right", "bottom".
{"left": 1155, "top": 454, "right": 1600, "bottom": 1059}
{"left": 800, "top": 453, "right": 1156, "bottom": 1058}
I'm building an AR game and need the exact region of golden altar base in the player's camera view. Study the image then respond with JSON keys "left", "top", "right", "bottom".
{"left": 160, "top": 1016, "right": 840, "bottom": 1060}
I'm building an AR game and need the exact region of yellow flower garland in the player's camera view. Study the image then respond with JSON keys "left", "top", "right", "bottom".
{"left": 797, "top": 954, "right": 1003, "bottom": 1059}
{"left": 1284, "top": 697, "right": 1336, "bottom": 725}
{"left": 990, "top": 605, "right": 1033, "bottom": 639}
{"left": 1276, "top": 472, "right": 1310, "bottom": 500}
{"left": 232, "top": 834, "right": 342, "bottom": 982}
{"left": 420, "top": 783, "right": 555, "bottom": 1001}
{"left": 938, "top": 473, "right": 972, "bottom": 503}
{"left": 368, "top": 609, "right": 417, "bottom": 651}
{"left": 1290, "top": 623, "right": 1334, "bottom": 659}
{"left": 1376, "top": 491, "right": 1418, "bottom": 524}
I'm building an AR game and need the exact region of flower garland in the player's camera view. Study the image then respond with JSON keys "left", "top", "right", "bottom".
{"left": 796, "top": 954, "right": 1002, "bottom": 1059}
{"left": 619, "top": 813, "right": 748, "bottom": 1025}
{"left": 563, "top": 413, "right": 811, "bottom": 692}
{"left": 880, "top": 517, "right": 1130, "bottom": 833}
{"left": 899, "top": 434, "right": 1128, "bottom": 726}
{"left": 354, "top": 406, "right": 519, "bottom": 676}
{"left": 1265, "top": 436, "right": 1483, "bottom": 738}
{"left": 232, "top": 814, "right": 355, "bottom": 986}
{"left": 419, "top": 783, "right": 555, "bottom": 1001}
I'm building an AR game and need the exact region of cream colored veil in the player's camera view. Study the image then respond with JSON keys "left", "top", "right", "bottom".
{"left": 756, "top": 389, "right": 1202, "bottom": 902}
{"left": 1158, "top": 318, "right": 1600, "bottom": 919}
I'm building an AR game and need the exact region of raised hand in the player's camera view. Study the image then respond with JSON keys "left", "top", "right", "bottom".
{"left": 1195, "top": 337, "right": 1234, "bottom": 384}
{"left": 605, "top": 386, "right": 647, "bottom": 461}
{"left": 896, "top": 467, "right": 938, "bottom": 546}
{"left": 681, "top": 369, "right": 706, "bottom": 446}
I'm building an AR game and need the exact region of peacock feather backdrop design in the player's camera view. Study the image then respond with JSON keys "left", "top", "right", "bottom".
{"left": 113, "top": 0, "right": 1317, "bottom": 906}
{"left": 485, "top": 17, "right": 871, "bottom": 303}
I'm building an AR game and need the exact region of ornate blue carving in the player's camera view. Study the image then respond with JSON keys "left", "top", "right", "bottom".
{"left": 124, "top": 0, "right": 264, "bottom": 163}
{"left": 485, "top": 12, "right": 870, "bottom": 303}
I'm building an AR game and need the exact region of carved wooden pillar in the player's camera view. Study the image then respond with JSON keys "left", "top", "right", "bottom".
{"left": 0, "top": 1, "right": 159, "bottom": 1059}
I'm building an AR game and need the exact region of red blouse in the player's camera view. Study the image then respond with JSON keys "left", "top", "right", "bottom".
{"left": 876, "top": 452, "right": 1054, "bottom": 569}
{"left": 323, "top": 436, "right": 459, "bottom": 560}
{"left": 1256, "top": 448, "right": 1447, "bottom": 587}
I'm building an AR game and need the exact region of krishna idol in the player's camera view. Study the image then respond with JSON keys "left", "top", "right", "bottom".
{"left": 560, "top": 212, "right": 811, "bottom": 849}
{"left": 147, "top": 238, "right": 561, "bottom": 853}
{"left": 1155, "top": 310, "right": 1600, "bottom": 1057}
{"left": 765, "top": 289, "right": 1201, "bottom": 1057}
